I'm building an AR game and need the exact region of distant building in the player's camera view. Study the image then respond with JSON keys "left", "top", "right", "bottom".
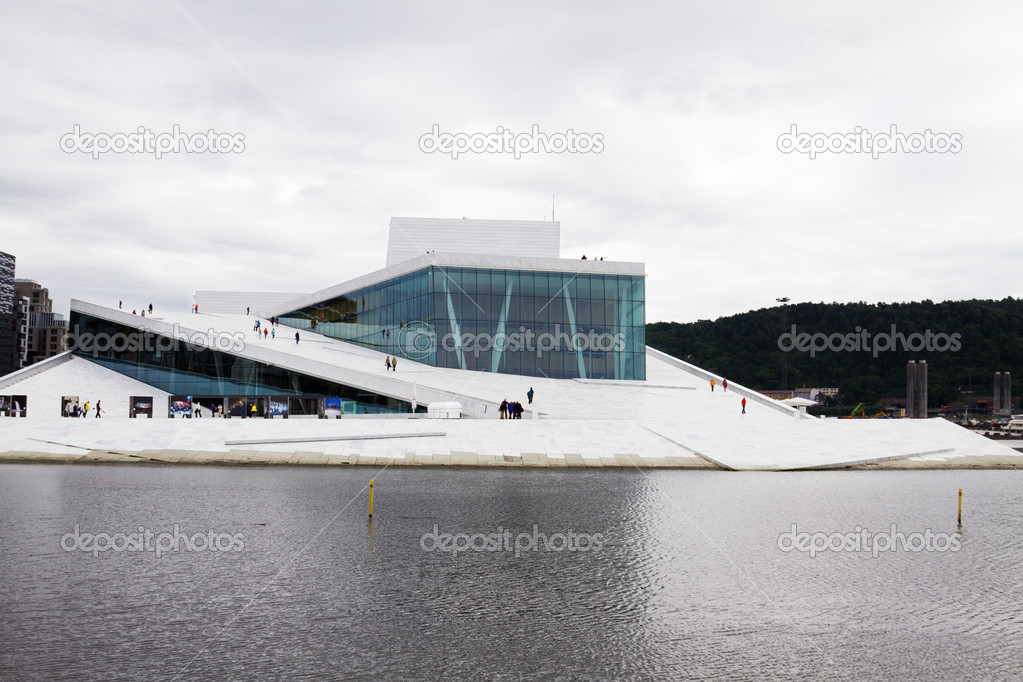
{"left": 14, "top": 280, "right": 67, "bottom": 366}
{"left": 792, "top": 387, "right": 840, "bottom": 402}
{"left": 0, "top": 251, "right": 17, "bottom": 376}
{"left": 759, "top": 389, "right": 794, "bottom": 401}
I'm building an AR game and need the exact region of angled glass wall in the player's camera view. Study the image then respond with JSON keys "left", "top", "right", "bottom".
{"left": 279, "top": 266, "right": 646, "bottom": 380}
{"left": 68, "top": 312, "right": 415, "bottom": 414}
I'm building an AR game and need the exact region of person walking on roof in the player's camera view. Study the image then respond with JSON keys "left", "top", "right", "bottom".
{"left": 295, "top": 332, "right": 300, "bottom": 344}
{"left": 527, "top": 387, "right": 534, "bottom": 404}
{"left": 710, "top": 378, "right": 715, "bottom": 392}
{"left": 741, "top": 397, "right": 746, "bottom": 414}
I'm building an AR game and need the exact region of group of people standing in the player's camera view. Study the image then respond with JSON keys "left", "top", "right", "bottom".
{"left": 499, "top": 388, "right": 533, "bottom": 419}
{"left": 252, "top": 318, "right": 277, "bottom": 340}
{"left": 499, "top": 399, "right": 524, "bottom": 419}
{"left": 120, "top": 302, "right": 154, "bottom": 317}
{"left": 250, "top": 313, "right": 292, "bottom": 341}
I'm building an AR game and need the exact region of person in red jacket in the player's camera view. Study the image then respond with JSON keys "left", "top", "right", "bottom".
{"left": 741, "top": 397, "right": 746, "bottom": 414}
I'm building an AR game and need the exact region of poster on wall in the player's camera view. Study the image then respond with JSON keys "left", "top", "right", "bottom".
{"left": 227, "top": 396, "right": 249, "bottom": 417}
{"left": 168, "top": 396, "right": 192, "bottom": 417}
{"left": 62, "top": 396, "right": 80, "bottom": 417}
{"left": 131, "top": 396, "right": 153, "bottom": 418}
{"left": 9, "top": 396, "right": 26, "bottom": 417}
{"left": 269, "top": 397, "right": 289, "bottom": 417}
{"left": 323, "top": 397, "right": 344, "bottom": 418}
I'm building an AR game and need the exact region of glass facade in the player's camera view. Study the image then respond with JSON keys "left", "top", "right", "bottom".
{"left": 69, "top": 312, "right": 416, "bottom": 414}
{"left": 279, "top": 266, "right": 646, "bottom": 380}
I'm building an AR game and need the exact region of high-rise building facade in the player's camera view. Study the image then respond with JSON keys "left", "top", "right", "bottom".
{"left": 14, "top": 280, "right": 67, "bottom": 366}
{"left": 0, "top": 251, "right": 16, "bottom": 376}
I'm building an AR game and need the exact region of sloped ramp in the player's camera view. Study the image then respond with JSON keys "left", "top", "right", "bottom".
{"left": 641, "top": 417, "right": 1022, "bottom": 471}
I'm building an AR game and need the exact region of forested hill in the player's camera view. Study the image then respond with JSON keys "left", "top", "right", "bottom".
{"left": 646, "top": 298, "right": 1023, "bottom": 406}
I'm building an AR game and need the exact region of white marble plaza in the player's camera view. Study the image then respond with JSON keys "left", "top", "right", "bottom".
{"left": 0, "top": 301, "right": 1017, "bottom": 470}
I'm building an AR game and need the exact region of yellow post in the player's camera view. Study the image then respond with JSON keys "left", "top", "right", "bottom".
{"left": 958, "top": 487, "right": 962, "bottom": 525}
{"left": 369, "top": 479, "right": 375, "bottom": 518}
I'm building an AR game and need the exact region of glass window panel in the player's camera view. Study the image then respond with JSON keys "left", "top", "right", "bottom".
{"left": 559, "top": 274, "right": 575, "bottom": 300}
{"left": 533, "top": 272, "right": 548, "bottom": 300}
{"left": 602, "top": 276, "right": 618, "bottom": 300}
{"left": 573, "top": 298, "right": 590, "bottom": 327}
{"left": 476, "top": 270, "right": 492, "bottom": 296}
{"left": 518, "top": 271, "right": 535, "bottom": 297}
{"left": 490, "top": 270, "right": 506, "bottom": 297}
{"left": 631, "top": 277, "right": 645, "bottom": 303}
{"left": 439, "top": 269, "right": 458, "bottom": 292}
{"left": 545, "top": 272, "right": 562, "bottom": 300}
{"left": 576, "top": 275, "right": 592, "bottom": 299}
{"left": 459, "top": 269, "right": 476, "bottom": 293}
{"left": 507, "top": 295, "right": 523, "bottom": 324}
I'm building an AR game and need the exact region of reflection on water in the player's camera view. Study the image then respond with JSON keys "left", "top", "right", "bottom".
{"left": 1, "top": 465, "right": 1022, "bottom": 679}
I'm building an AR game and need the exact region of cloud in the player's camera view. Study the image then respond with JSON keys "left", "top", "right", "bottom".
{"left": 1, "top": 0, "right": 1021, "bottom": 324}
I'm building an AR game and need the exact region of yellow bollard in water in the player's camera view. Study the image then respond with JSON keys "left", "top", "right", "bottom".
{"left": 958, "top": 487, "right": 962, "bottom": 525}
{"left": 369, "top": 479, "right": 375, "bottom": 518}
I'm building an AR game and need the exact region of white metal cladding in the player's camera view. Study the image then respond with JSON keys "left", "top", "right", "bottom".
{"left": 386, "top": 217, "right": 560, "bottom": 267}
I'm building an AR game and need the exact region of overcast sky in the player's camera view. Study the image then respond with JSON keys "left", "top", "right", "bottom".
{"left": 2, "top": 1, "right": 1021, "bottom": 323}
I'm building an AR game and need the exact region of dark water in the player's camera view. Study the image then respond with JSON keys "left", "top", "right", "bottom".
{"left": 1, "top": 464, "right": 1022, "bottom": 680}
